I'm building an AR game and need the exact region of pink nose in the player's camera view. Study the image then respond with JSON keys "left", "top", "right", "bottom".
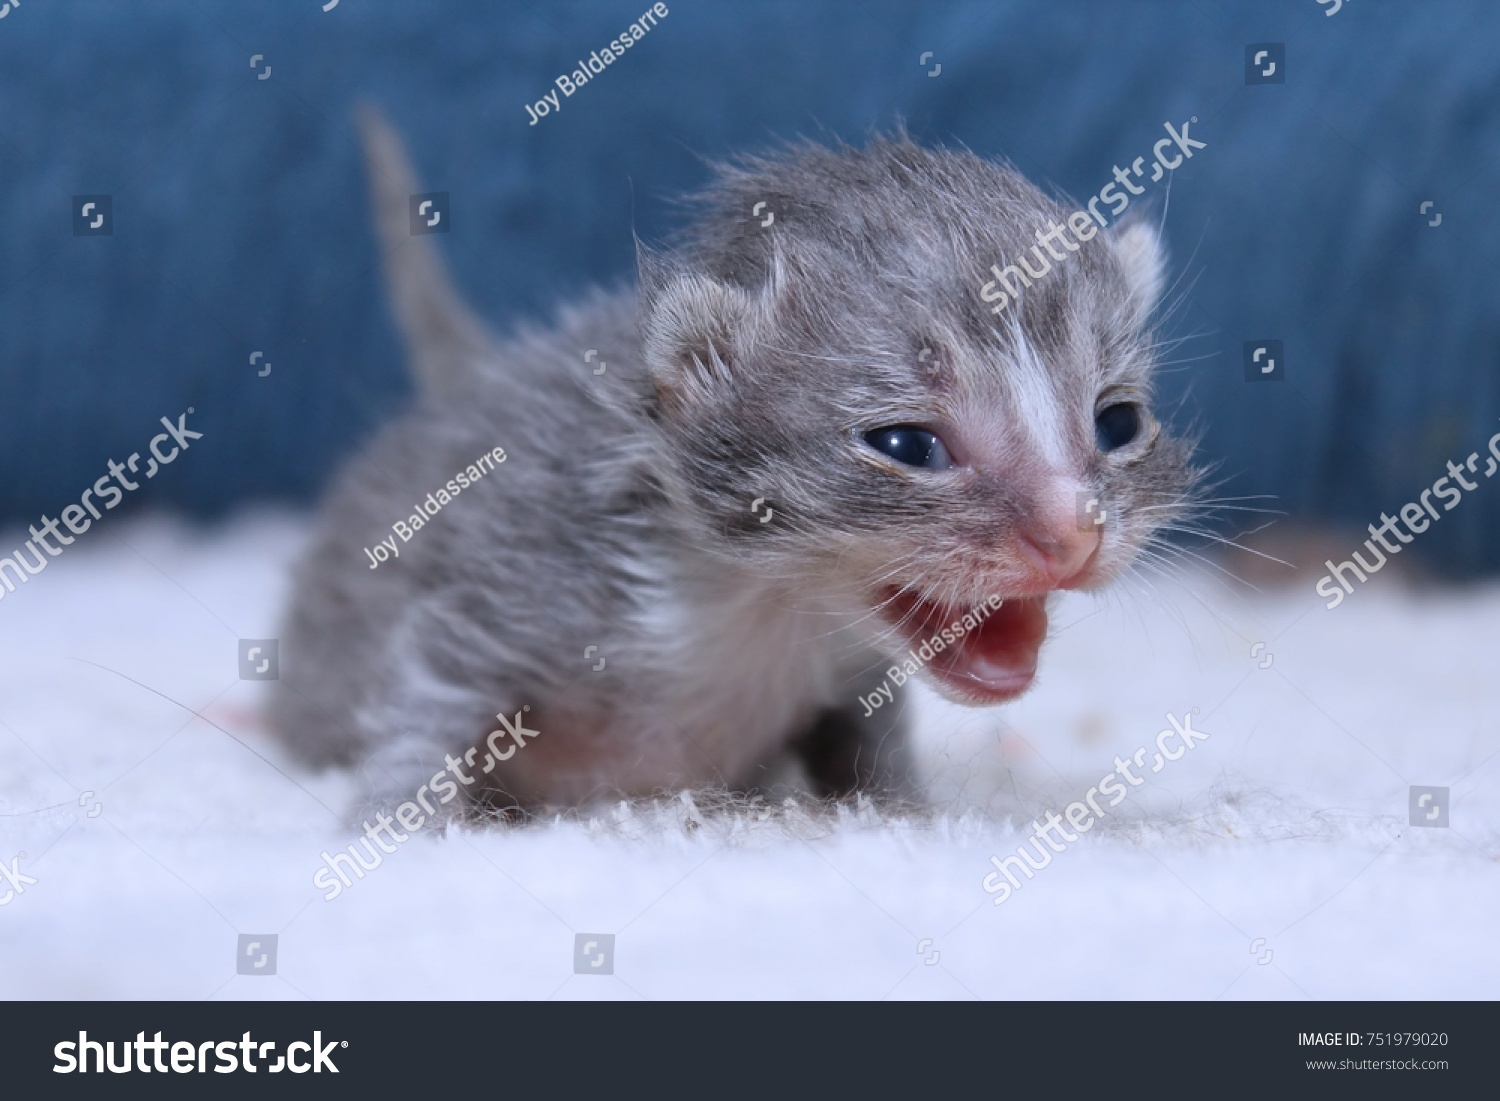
{"left": 1016, "top": 526, "right": 1100, "bottom": 586}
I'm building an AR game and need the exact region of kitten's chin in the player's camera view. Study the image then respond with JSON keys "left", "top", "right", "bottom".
{"left": 877, "top": 589, "right": 1050, "bottom": 705}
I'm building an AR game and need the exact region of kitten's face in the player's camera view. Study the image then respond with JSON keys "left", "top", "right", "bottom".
{"left": 642, "top": 138, "right": 1197, "bottom": 705}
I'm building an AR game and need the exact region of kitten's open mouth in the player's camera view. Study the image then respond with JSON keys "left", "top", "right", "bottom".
{"left": 878, "top": 588, "right": 1049, "bottom": 704}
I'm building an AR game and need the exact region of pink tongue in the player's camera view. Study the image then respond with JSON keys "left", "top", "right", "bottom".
{"left": 926, "top": 596, "right": 1050, "bottom": 695}
{"left": 942, "top": 603, "right": 1050, "bottom": 690}
{"left": 881, "top": 590, "right": 1051, "bottom": 697}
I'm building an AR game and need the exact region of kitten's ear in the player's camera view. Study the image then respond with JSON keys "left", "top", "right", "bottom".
{"left": 1110, "top": 219, "right": 1166, "bottom": 329}
{"left": 640, "top": 266, "right": 766, "bottom": 414}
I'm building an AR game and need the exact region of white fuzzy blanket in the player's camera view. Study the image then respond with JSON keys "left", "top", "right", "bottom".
{"left": 1, "top": 513, "right": 1495, "bottom": 999}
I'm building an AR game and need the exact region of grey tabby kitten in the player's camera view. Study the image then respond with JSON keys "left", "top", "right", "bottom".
{"left": 271, "top": 110, "right": 1197, "bottom": 815}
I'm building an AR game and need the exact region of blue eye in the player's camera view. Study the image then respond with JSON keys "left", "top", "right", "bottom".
{"left": 1095, "top": 403, "right": 1141, "bottom": 452}
{"left": 864, "top": 425, "right": 954, "bottom": 469}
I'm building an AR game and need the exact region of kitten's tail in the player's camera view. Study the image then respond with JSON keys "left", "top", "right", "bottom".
{"left": 355, "top": 104, "right": 495, "bottom": 397}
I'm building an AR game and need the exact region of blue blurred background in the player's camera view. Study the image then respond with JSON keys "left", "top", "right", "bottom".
{"left": 2, "top": 0, "right": 1497, "bottom": 573}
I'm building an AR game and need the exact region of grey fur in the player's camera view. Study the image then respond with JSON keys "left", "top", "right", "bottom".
{"left": 271, "top": 117, "right": 1197, "bottom": 816}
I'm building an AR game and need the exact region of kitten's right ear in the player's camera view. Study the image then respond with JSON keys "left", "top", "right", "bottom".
{"left": 640, "top": 264, "right": 764, "bottom": 415}
{"left": 1110, "top": 218, "right": 1166, "bottom": 330}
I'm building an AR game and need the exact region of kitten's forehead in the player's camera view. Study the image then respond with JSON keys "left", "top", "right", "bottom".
{"left": 684, "top": 135, "right": 1144, "bottom": 338}
{"left": 688, "top": 136, "right": 1064, "bottom": 282}
{"left": 679, "top": 135, "right": 1157, "bottom": 425}
{"left": 893, "top": 266, "right": 1149, "bottom": 477}
{"left": 982, "top": 330, "right": 1076, "bottom": 469}
{"left": 930, "top": 319, "right": 1089, "bottom": 473}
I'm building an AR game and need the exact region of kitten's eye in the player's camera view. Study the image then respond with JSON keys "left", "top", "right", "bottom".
{"left": 864, "top": 425, "right": 954, "bottom": 470}
{"left": 1094, "top": 403, "right": 1141, "bottom": 453}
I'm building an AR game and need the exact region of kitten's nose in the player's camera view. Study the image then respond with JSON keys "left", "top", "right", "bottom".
{"left": 1016, "top": 526, "right": 1100, "bottom": 587}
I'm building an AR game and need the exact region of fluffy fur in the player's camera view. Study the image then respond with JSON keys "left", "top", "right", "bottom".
{"left": 271, "top": 113, "right": 1196, "bottom": 815}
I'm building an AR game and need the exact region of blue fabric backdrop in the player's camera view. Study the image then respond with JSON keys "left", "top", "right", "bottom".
{"left": 2, "top": 0, "right": 1497, "bottom": 573}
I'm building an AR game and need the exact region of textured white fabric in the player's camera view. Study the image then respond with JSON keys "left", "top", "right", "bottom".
{"left": 1, "top": 513, "right": 1494, "bottom": 999}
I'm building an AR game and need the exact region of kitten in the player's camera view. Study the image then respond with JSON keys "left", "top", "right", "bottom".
{"left": 271, "top": 109, "right": 1197, "bottom": 815}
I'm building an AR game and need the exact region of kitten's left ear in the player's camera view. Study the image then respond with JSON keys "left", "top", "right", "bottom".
{"left": 637, "top": 243, "right": 785, "bottom": 417}
{"left": 1111, "top": 218, "right": 1166, "bottom": 328}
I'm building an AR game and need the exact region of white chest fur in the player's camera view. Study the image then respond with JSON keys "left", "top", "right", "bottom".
{"left": 503, "top": 561, "right": 849, "bottom": 804}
